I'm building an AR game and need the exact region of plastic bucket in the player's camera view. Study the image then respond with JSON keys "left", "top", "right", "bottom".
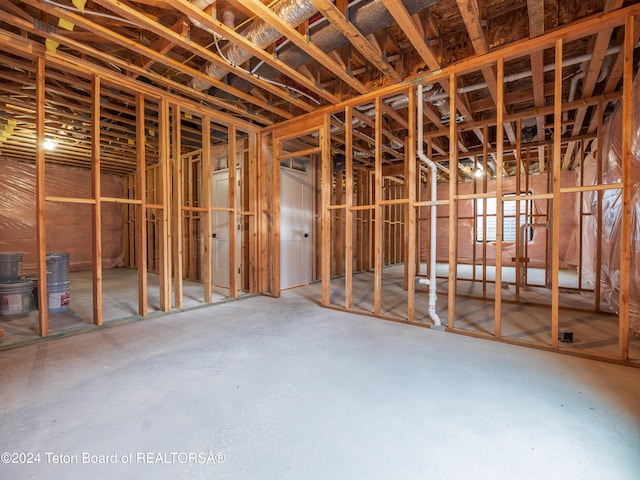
{"left": 48, "top": 281, "right": 70, "bottom": 312}
{"left": 0, "top": 280, "right": 33, "bottom": 317}
{"left": 46, "top": 252, "right": 70, "bottom": 285}
{"left": 0, "top": 252, "right": 23, "bottom": 282}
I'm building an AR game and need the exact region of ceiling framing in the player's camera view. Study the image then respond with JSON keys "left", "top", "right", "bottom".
{"left": 0, "top": 0, "right": 639, "bottom": 177}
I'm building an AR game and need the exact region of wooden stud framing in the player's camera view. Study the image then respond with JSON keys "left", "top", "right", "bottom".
{"left": 158, "top": 98, "right": 171, "bottom": 312}
{"left": 35, "top": 57, "right": 48, "bottom": 337}
{"left": 482, "top": 125, "right": 488, "bottom": 299}
{"left": 515, "top": 118, "right": 522, "bottom": 303}
{"left": 136, "top": 93, "right": 148, "bottom": 316}
{"left": 406, "top": 87, "right": 416, "bottom": 322}
{"left": 272, "top": 136, "right": 281, "bottom": 298}
{"left": 595, "top": 103, "right": 604, "bottom": 313}
{"left": 618, "top": 14, "right": 634, "bottom": 359}
{"left": 202, "top": 117, "right": 213, "bottom": 303}
{"left": 172, "top": 105, "right": 183, "bottom": 310}
{"left": 229, "top": 125, "right": 238, "bottom": 298}
{"left": 345, "top": 106, "right": 354, "bottom": 310}
{"left": 321, "top": 119, "right": 331, "bottom": 306}
{"left": 551, "top": 39, "right": 563, "bottom": 348}
{"left": 248, "top": 132, "right": 259, "bottom": 293}
{"left": 494, "top": 60, "right": 504, "bottom": 338}
{"left": 91, "top": 75, "right": 103, "bottom": 326}
{"left": 374, "top": 96, "right": 383, "bottom": 315}
{"left": 447, "top": 73, "right": 458, "bottom": 328}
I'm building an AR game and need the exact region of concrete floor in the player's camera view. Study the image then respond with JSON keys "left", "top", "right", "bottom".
{"left": 328, "top": 265, "right": 640, "bottom": 363}
{"left": 0, "top": 268, "right": 247, "bottom": 349}
{"left": 1, "top": 286, "right": 639, "bottom": 479}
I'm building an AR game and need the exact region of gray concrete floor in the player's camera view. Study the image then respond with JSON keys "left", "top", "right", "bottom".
{"left": 1, "top": 285, "right": 640, "bottom": 479}
{"left": 0, "top": 268, "right": 247, "bottom": 349}
{"left": 328, "top": 265, "right": 640, "bottom": 363}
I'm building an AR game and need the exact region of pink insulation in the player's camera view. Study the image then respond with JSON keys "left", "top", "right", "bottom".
{"left": 582, "top": 74, "right": 640, "bottom": 335}
{"left": 0, "top": 160, "right": 124, "bottom": 273}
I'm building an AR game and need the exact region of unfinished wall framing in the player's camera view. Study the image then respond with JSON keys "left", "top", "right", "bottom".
{"left": 0, "top": 37, "right": 263, "bottom": 339}
{"left": 264, "top": 11, "right": 640, "bottom": 364}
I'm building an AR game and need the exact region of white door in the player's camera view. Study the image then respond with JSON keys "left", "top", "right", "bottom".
{"left": 211, "top": 169, "right": 240, "bottom": 288}
{"left": 280, "top": 167, "right": 313, "bottom": 289}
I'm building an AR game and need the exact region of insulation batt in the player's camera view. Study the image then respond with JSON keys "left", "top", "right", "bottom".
{"left": 582, "top": 72, "right": 640, "bottom": 336}
{"left": 0, "top": 160, "right": 124, "bottom": 272}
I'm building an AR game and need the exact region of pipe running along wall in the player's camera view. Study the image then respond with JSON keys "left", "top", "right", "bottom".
{"left": 416, "top": 83, "right": 441, "bottom": 326}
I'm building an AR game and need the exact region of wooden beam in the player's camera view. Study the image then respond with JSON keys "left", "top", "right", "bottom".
{"left": 456, "top": 0, "right": 516, "bottom": 145}
{"left": 136, "top": 92, "right": 148, "bottom": 316}
{"left": 551, "top": 39, "right": 563, "bottom": 348}
{"left": 202, "top": 117, "right": 213, "bottom": 303}
{"left": 0, "top": 26, "right": 264, "bottom": 131}
{"left": 172, "top": 105, "right": 183, "bottom": 310}
{"left": 619, "top": 14, "right": 633, "bottom": 360}
{"left": 35, "top": 56, "right": 48, "bottom": 337}
{"left": 168, "top": 0, "right": 342, "bottom": 104}
{"left": 527, "top": 0, "right": 545, "bottom": 37}
{"left": 562, "top": 0, "right": 624, "bottom": 166}
{"left": 310, "top": 0, "right": 402, "bottom": 83}
{"left": 456, "top": 0, "right": 489, "bottom": 53}
{"left": 345, "top": 106, "right": 354, "bottom": 310}
{"left": 240, "top": 0, "right": 369, "bottom": 95}
{"left": 374, "top": 96, "right": 383, "bottom": 315}
{"left": 13, "top": 0, "right": 296, "bottom": 121}
{"left": 272, "top": 137, "right": 281, "bottom": 298}
{"left": 88, "top": 0, "right": 317, "bottom": 112}
{"left": 448, "top": 73, "right": 458, "bottom": 329}
{"left": 494, "top": 59, "right": 503, "bottom": 338}
{"left": 381, "top": 0, "right": 440, "bottom": 71}
{"left": 321, "top": 119, "right": 331, "bottom": 305}
{"left": 158, "top": 98, "right": 172, "bottom": 312}
{"left": 133, "top": 17, "right": 189, "bottom": 79}
{"left": 91, "top": 75, "right": 103, "bottom": 326}
{"left": 406, "top": 87, "right": 416, "bottom": 322}
{"left": 229, "top": 125, "right": 238, "bottom": 298}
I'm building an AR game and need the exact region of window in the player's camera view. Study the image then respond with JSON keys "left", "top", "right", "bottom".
{"left": 280, "top": 157, "right": 309, "bottom": 173}
{"left": 476, "top": 194, "right": 532, "bottom": 242}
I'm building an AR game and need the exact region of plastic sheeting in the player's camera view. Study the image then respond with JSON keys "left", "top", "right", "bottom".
{"left": 419, "top": 171, "right": 580, "bottom": 269}
{"left": 0, "top": 160, "right": 124, "bottom": 273}
{"left": 582, "top": 73, "right": 640, "bottom": 336}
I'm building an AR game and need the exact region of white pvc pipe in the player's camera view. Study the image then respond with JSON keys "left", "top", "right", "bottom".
{"left": 417, "top": 84, "right": 441, "bottom": 326}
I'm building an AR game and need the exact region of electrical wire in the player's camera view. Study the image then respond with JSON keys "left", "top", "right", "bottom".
{"left": 44, "top": 0, "right": 143, "bottom": 28}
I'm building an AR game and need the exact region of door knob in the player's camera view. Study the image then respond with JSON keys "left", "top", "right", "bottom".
{"left": 304, "top": 233, "right": 309, "bottom": 238}
{"left": 212, "top": 233, "right": 217, "bottom": 238}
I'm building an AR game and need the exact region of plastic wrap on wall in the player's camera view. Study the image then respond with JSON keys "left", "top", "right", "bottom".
{"left": 420, "top": 171, "right": 579, "bottom": 269}
{"left": 582, "top": 72, "right": 640, "bottom": 336}
{"left": 0, "top": 160, "right": 124, "bottom": 272}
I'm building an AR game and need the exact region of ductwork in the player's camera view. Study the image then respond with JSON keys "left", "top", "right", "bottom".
{"left": 191, "top": 0, "right": 216, "bottom": 9}
{"left": 191, "top": 0, "right": 318, "bottom": 90}
{"left": 191, "top": 0, "right": 439, "bottom": 92}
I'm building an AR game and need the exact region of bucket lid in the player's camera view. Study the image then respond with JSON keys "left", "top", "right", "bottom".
{"left": 0, "top": 252, "right": 23, "bottom": 258}
{"left": 0, "top": 280, "right": 33, "bottom": 289}
{"left": 46, "top": 252, "right": 70, "bottom": 261}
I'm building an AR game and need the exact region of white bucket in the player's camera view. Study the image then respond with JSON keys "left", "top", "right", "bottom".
{"left": 0, "top": 252, "right": 23, "bottom": 282}
{"left": 48, "top": 281, "right": 70, "bottom": 312}
{"left": 0, "top": 280, "right": 33, "bottom": 317}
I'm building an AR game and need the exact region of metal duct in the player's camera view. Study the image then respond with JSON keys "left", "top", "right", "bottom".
{"left": 265, "top": 0, "right": 438, "bottom": 76}
{"left": 193, "top": 0, "right": 438, "bottom": 92}
{"left": 191, "top": 0, "right": 318, "bottom": 90}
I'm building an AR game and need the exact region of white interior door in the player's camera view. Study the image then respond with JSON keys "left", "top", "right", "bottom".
{"left": 280, "top": 167, "right": 313, "bottom": 289}
{"left": 211, "top": 169, "right": 240, "bottom": 288}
